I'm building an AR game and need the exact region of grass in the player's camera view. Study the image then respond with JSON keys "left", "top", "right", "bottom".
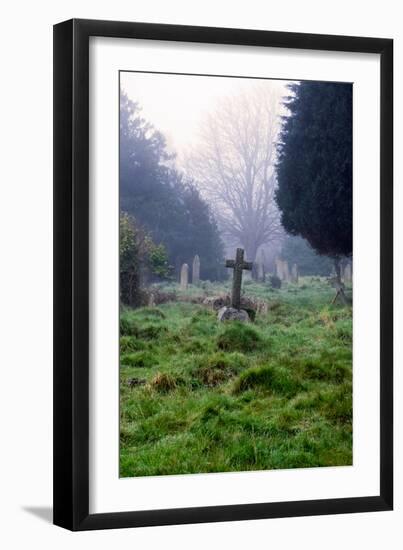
{"left": 120, "top": 277, "right": 352, "bottom": 477}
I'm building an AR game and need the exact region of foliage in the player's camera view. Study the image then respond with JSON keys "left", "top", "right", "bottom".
{"left": 120, "top": 279, "right": 352, "bottom": 476}
{"left": 120, "top": 212, "right": 170, "bottom": 306}
{"left": 281, "top": 235, "right": 334, "bottom": 276}
{"left": 120, "top": 91, "right": 225, "bottom": 281}
{"left": 276, "top": 82, "right": 352, "bottom": 262}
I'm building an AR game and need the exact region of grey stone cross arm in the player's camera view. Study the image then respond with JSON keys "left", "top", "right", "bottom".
{"left": 225, "top": 248, "right": 253, "bottom": 310}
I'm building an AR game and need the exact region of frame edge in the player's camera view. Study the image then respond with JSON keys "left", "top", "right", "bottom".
{"left": 53, "top": 18, "right": 394, "bottom": 531}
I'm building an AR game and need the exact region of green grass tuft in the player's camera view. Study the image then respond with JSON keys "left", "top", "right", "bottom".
{"left": 233, "top": 365, "right": 303, "bottom": 396}
{"left": 121, "top": 350, "right": 157, "bottom": 368}
{"left": 195, "top": 352, "right": 247, "bottom": 387}
{"left": 149, "top": 372, "right": 178, "bottom": 393}
{"left": 217, "top": 323, "right": 263, "bottom": 352}
{"left": 120, "top": 336, "right": 147, "bottom": 353}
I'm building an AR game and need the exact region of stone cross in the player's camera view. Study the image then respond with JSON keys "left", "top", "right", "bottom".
{"left": 192, "top": 254, "right": 200, "bottom": 284}
{"left": 180, "top": 263, "right": 189, "bottom": 290}
{"left": 225, "top": 248, "right": 253, "bottom": 309}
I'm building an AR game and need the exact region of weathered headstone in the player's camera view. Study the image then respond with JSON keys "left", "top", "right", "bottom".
{"left": 257, "top": 261, "right": 265, "bottom": 282}
{"left": 275, "top": 258, "right": 283, "bottom": 280}
{"left": 192, "top": 254, "right": 200, "bottom": 284}
{"left": 291, "top": 263, "right": 299, "bottom": 284}
{"left": 283, "top": 260, "right": 290, "bottom": 282}
{"left": 344, "top": 263, "right": 352, "bottom": 283}
{"left": 255, "top": 250, "right": 265, "bottom": 282}
{"left": 225, "top": 248, "right": 253, "bottom": 310}
{"left": 180, "top": 263, "right": 189, "bottom": 290}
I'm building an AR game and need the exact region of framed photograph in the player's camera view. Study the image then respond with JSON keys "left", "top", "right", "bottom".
{"left": 53, "top": 19, "right": 393, "bottom": 530}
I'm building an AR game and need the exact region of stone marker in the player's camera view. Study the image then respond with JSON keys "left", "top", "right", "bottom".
{"left": 192, "top": 254, "right": 200, "bottom": 284}
{"left": 283, "top": 260, "right": 290, "bottom": 282}
{"left": 255, "top": 250, "right": 266, "bottom": 282}
{"left": 219, "top": 248, "right": 252, "bottom": 322}
{"left": 257, "top": 262, "right": 265, "bottom": 282}
{"left": 344, "top": 263, "right": 352, "bottom": 283}
{"left": 275, "top": 258, "right": 283, "bottom": 280}
{"left": 217, "top": 306, "right": 250, "bottom": 323}
{"left": 180, "top": 263, "right": 189, "bottom": 290}
{"left": 291, "top": 263, "right": 299, "bottom": 284}
{"left": 225, "top": 248, "right": 253, "bottom": 310}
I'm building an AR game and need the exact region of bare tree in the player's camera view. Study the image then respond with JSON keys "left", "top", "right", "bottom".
{"left": 186, "top": 86, "right": 284, "bottom": 263}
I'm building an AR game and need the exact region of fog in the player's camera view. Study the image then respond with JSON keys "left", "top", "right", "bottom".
{"left": 120, "top": 71, "right": 291, "bottom": 167}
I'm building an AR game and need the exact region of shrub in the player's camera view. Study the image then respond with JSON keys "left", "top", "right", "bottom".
{"left": 120, "top": 212, "right": 171, "bottom": 307}
{"left": 233, "top": 365, "right": 302, "bottom": 396}
{"left": 217, "top": 323, "right": 263, "bottom": 353}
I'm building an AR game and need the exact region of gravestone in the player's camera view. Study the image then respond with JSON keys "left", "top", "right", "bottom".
{"left": 344, "top": 263, "right": 352, "bottom": 283}
{"left": 257, "top": 262, "right": 265, "bottom": 282}
{"left": 219, "top": 248, "right": 252, "bottom": 322}
{"left": 291, "top": 263, "right": 299, "bottom": 284}
{"left": 256, "top": 250, "right": 266, "bottom": 282}
{"left": 180, "top": 263, "right": 189, "bottom": 290}
{"left": 192, "top": 254, "right": 200, "bottom": 284}
{"left": 275, "top": 258, "right": 283, "bottom": 280}
{"left": 225, "top": 248, "right": 253, "bottom": 310}
{"left": 282, "top": 260, "right": 290, "bottom": 282}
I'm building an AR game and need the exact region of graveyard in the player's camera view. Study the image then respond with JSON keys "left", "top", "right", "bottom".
{"left": 119, "top": 77, "right": 353, "bottom": 477}
{"left": 119, "top": 259, "right": 353, "bottom": 477}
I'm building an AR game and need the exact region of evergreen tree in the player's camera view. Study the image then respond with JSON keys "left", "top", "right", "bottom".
{"left": 275, "top": 82, "right": 352, "bottom": 278}
{"left": 180, "top": 185, "right": 227, "bottom": 281}
{"left": 120, "top": 92, "right": 225, "bottom": 281}
{"left": 281, "top": 235, "right": 333, "bottom": 276}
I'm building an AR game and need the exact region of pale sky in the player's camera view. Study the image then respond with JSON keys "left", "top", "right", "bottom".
{"left": 120, "top": 71, "right": 292, "bottom": 164}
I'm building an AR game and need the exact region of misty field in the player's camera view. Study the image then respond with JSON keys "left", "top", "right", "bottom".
{"left": 119, "top": 278, "right": 352, "bottom": 478}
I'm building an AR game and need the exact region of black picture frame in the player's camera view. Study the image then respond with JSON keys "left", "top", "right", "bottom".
{"left": 53, "top": 18, "right": 393, "bottom": 531}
